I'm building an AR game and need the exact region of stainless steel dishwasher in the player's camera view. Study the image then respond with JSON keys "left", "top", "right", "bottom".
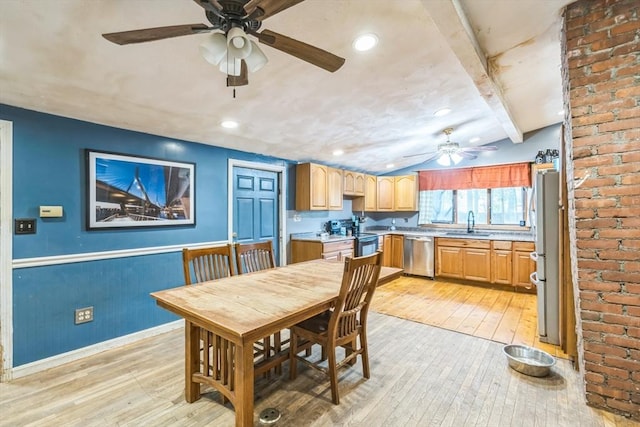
{"left": 403, "top": 235, "right": 435, "bottom": 278}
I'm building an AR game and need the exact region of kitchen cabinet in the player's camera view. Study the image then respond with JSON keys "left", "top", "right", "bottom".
{"left": 343, "top": 170, "right": 365, "bottom": 197}
{"left": 436, "top": 238, "right": 491, "bottom": 282}
{"left": 295, "top": 163, "right": 342, "bottom": 211}
{"left": 380, "top": 234, "right": 404, "bottom": 268}
{"left": 291, "top": 239, "right": 354, "bottom": 263}
{"left": 491, "top": 241, "right": 513, "bottom": 285}
{"left": 353, "top": 174, "right": 377, "bottom": 212}
{"left": 328, "top": 167, "right": 343, "bottom": 210}
{"left": 513, "top": 241, "right": 535, "bottom": 289}
{"left": 377, "top": 176, "right": 395, "bottom": 211}
{"left": 394, "top": 175, "right": 417, "bottom": 211}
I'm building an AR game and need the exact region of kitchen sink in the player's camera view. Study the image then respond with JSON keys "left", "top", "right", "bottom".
{"left": 445, "top": 231, "right": 491, "bottom": 237}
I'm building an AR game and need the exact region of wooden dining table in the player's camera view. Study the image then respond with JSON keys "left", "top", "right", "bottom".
{"left": 150, "top": 259, "right": 402, "bottom": 427}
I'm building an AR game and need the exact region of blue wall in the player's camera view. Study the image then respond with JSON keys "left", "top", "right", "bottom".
{"left": 2, "top": 104, "right": 288, "bottom": 366}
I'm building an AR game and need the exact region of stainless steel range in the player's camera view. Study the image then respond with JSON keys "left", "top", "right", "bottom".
{"left": 326, "top": 219, "right": 379, "bottom": 257}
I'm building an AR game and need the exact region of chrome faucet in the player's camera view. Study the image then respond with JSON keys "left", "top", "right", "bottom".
{"left": 467, "top": 210, "right": 475, "bottom": 233}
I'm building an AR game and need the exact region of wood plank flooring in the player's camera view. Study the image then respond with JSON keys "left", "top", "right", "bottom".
{"left": 371, "top": 275, "right": 569, "bottom": 359}
{"left": 0, "top": 311, "right": 635, "bottom": 426}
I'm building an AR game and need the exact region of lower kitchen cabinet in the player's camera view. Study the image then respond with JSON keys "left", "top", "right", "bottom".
{"left": 491, "top": 241, "right": 513, "bottom": 284}
{"left": 437, "top": 237, "right": 536, "bottom": 288}
{"left": 390, "top": 234, "right": 404, "bottom": 268}
{"left": 291, "top": 239, "right": 354, "bottom": 263}
{"left": 513, "top": 241, "right": 536, "bottom": 289}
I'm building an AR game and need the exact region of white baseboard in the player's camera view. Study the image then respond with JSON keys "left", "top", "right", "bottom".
{"left": 6, "top": 320, "right": 183, "bottom": 381}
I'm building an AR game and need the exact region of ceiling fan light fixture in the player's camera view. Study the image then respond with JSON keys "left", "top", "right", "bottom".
{"left": 200, "top": 32, "right": 228, "bottom": 66}
{"left": 219, "top": 56, "right": 243, "bottom": 76}
{"left": 434, "top": 108, "right": 452, "bottom": 117}
{"left": 245, "top": 41, "right": 268, "bottom": 72}
{"left": 226, "top": 27, "right": 252, "bottom": 59}
{"left": 353, "top": 33, "right": 378, "bottom": 52}
{"left": 451, "top": 153, "right": 463, "bottom": 164}
{"left": 437, "top": 154, "right": 451, "bottom": 167}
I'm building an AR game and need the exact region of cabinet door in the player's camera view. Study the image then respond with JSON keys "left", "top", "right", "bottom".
{"left": 391, "top": 234, "right": 404, "bottom": 268}
{"left": 377, "top": 176, "right": 395, "bottom": 211}
{"left": 382, "top": 235, "right": 393, "bottom": 266}
{"left": 394, "top": 175, "right": 417, "bottom": 211}
{"left": 354, "top": 173, "right": 365, "bottom": 196}
{"left": 322, "top": 251, "right": 340, "bottom": 262}
{"left": 327, "top": 167, "right": 343, "bottom": 210}
{"left": 464, "top": 248, "right": 491, "bottom": 282}
{"left": 296, "top": 163, "right": 328, "bottom": 211}
{"left": 513, "top": 250, "right": 535, "bottom": 288}
{"left": 343, "top": 170, "right": 355, "bottom": 195}
{"left": 354, "top": 174, "right": 377, "bottom": 211}
{"left": 436, "top": 246, "right": 464, "bottom": 278}
{"left": 491, "top": 249, "right": 513, "bottom": 284}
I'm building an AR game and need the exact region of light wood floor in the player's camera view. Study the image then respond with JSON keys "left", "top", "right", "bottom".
{"left": 371, "top": 275, "right": 569, "bottom": 359}
{"left": 1, "top": 312, "right": 635, "bottom": 426}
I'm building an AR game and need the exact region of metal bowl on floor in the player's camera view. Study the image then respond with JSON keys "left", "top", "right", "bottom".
{"left": 503, "top": 344, "right": 556, "bottom": 377}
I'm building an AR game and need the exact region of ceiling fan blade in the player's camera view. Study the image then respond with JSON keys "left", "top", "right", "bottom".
{"left": 457, "top": 151, "right": 477, "bottom": 159}
{"left": 102, "top": 24, "right": 211, "bottom": 45}
{"left": 460, "top": 145, "right": 498, "bottom": 152}
{"left": 192, "top": 0, "right": 223, "bottom": 11}
{"left": 403, "top": 151, "right": 436, "bottom": 159}
{"left": 227, "top": 60, "right": 249, "bottom": 87}
{"left": 245, "top": 0, "right": 305, "bottom": 20}
{"left": 252, "top": 29, "right": 345, "bottom": 72}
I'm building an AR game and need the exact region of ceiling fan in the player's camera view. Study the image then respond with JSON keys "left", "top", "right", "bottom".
{"left": 405, "top": 128, "right": 497, "bottom": 166}
{"left": 102, "top": 0, "right": 345, "bottom": 87}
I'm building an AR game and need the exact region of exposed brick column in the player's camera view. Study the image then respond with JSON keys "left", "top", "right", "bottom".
{"left": 562, "top": 0, "right": 639, "bottom": 420}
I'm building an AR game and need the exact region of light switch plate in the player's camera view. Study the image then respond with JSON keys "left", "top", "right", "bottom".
{"left": 15, "top": 218, "right": 36, "bottom": 234}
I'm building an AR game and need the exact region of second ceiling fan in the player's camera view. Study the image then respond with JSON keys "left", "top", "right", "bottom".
{"left": 406, "top": 128, "right": 498, "bottom": 166}
{"left": 102, "top": 0, "right": 345, "bottom": 86}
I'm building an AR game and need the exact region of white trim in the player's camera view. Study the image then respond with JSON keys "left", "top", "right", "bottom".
{"left": 0, "top": 119, "right": 14, "bottom": 381}
{"left": 228, "top": 159, "right": 287, "bottom": 265}
{"left": 13, "top": 240, "right": 228, "bottom": 269}
{"left": 9, "top": 320, "right": 183, "bottom": 380}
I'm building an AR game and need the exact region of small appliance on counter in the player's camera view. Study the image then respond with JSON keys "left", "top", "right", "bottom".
{"left": 326, "top": 218, "right": 379, "bottom": 256}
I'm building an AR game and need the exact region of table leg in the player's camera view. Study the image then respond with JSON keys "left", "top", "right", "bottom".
{"left": 185, "top": 320, "right": 200, "bottom": 402}
{"left": 234, "top": 340, "right": 255, "bottom": 427}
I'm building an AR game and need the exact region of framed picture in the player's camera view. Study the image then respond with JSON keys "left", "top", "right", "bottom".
{"left": 86, "top": 150, "right": 195, "bottom": 230}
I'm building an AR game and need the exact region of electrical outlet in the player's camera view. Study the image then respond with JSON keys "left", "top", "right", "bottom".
{"left": 75, "top": 307, "right": 93, "bottom": 324}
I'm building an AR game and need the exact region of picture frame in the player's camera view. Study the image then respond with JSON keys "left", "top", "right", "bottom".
{"left": 86, "top": 150, "right": 195, "bottom": 230}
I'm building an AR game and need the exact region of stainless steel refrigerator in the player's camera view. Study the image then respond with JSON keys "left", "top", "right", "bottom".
{"left": 529, "top": 169, "right": 560, "bottom": 345}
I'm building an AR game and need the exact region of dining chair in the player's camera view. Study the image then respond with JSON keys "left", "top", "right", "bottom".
{"left": 182, "top": 244, "right": 235, "bottom": 285}
{"left": 234, "top": 240, "right": 287, "bottom": 373}
{"left": 289, "top": 251, "right": 383, "bottom": 405}
{"left": 234, "top": 240, "right": 276, "bottom": 274}
{"left": 182, "top": 244, "right": 235, "bottom": 403}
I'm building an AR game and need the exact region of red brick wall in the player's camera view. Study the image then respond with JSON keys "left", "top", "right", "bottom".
{"left": 562, "top": 0, "right": 639, "bottom": 420}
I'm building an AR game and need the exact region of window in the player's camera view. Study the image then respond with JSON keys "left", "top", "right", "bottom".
{"left": 418, "top": 187, "right": 527, "bottom": 226}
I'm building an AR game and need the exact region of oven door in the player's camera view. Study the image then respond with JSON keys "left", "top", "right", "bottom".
{"left": 356, "top": 236, "right": 379, "bottom": 257}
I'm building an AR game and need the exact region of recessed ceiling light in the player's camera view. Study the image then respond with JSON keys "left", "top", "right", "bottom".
{"left": 333, "top": 149, "right": 344, "bottom": 156}
{"left": 434, "top": 108, "right": 452, "bottom": 117}
{"left": 353, "top": 34, "right": 378, "bottom": 52}
{"left": 220, "top": 120, "right": 239, "bottom": 129}
{"left": 469, "top": 137, "right": 481, "bottom": 143}
{"left": 386, "top": 163, "right": 394, "bottom": 169}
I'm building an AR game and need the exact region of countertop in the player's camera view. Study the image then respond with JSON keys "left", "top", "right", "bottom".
{"left": 364, "top": 228, "right": 534, "bottom": 242}
{"left": 290, "top": 233, "right": 355, "bottom": 243}
{"left": 291, "top": 229, "right": 534, "bottom": 242}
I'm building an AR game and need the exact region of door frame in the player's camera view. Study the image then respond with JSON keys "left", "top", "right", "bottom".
{"left": 228, "top": 159, "right": 287, "bottom": 265}
{"left": 0, "top": 120, "right": 14, "bottom": 381}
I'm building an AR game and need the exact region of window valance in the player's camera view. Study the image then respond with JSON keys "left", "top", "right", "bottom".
{"left": 418, "top": 162, "right": 532, "bottom": 191}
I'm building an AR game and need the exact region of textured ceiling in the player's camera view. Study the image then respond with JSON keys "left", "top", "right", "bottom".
{"left": 0, "top": 0, "right": 573, "bottom": 173}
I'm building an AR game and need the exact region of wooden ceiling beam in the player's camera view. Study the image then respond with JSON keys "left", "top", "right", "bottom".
{"left": 421, "top": 0, "right": 524, "bottom": 143}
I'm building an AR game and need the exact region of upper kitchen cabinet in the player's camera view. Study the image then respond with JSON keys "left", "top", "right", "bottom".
{"left": 328, "top": 167, "right": 344, "bottom": 210}
{"left": 376, "top": 176, "right": 395, "bottom": 211}
{"left": 296, "top": 163, "right": 343, "bottom": 211}
{"left": 394, "top": 175, "right": 417, "bottom": 211}
{"left": 343, "top": 170, "right": 365, "bottom": 197}
{"left": 353, "top": 174, "right": 377, "bottom": 212}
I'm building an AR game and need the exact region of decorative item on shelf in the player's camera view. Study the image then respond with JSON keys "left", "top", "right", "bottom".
{"left": 544, "top": 149, "right": 553, "bottom": 163}
{"left": 535, "top": 150, "right": 545, "bottom": 164}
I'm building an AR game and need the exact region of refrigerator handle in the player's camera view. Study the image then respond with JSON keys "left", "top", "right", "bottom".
{"left": 529, "top": 271, "right": 539, "bottom": 287}
{"left": 530, "top": 251, "right": 538, "bottom": 262}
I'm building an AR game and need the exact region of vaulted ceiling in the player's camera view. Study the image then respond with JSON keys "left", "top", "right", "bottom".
{"left": 0, "top": 0, "right": 573, "bottom": 172}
